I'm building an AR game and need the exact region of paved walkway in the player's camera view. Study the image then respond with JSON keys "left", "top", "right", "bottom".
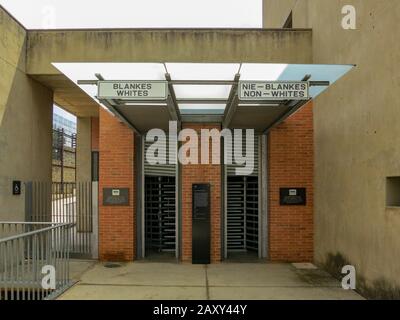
{"left": 61, "top": 260, "right": 364, "bottom": 300}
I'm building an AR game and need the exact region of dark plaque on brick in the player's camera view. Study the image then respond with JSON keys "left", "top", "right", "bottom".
{"left": 280, "top": 188, "right": 306, "bottom": 206}
{"left": 103, "top": 188, "right": 129, "bottom": 206}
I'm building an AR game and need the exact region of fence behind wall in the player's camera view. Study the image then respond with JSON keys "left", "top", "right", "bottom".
{"left": 25, "top": 182, "right": 98, "bottom": 259}
{"left": 0, "top": 222, "right": 74, "bottom": 300}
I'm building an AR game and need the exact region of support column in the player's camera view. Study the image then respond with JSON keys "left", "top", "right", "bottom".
{"left": 268, "top": 101, "right": 314, "bottom": 262}
{"left": 181, "top": 124, "right": 222, "bottom": 263}
{"left": 99, "top": 109, "right": 135, "bottom": 261}
{"left": 76, "top": 117, "right": 92, "bottom": 182}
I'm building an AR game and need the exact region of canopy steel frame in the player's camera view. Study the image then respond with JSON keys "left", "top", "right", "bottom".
{"left": 99, "top": 98, "right": 141, "bottom": 134}
{"left": 77, "top": 74, "right": 330, "bottom": 133}
{"left": 78, "top": 79, "right": 330, "bottom": 87}
{"left": 165, "top": 73, "right": 181, "bottom": 122}
{"left": 222, "top": 73, "right": 241, "bottom": 128}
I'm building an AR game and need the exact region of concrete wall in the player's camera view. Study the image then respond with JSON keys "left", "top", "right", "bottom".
{"left": 26, "top": 29, "right": 313, "bottom": 75}
{"left": 263, "top": 0, "right": 309, "bottom": 28}
{"left": 263, "top": 0, "right": 296, "bottom": 28}
{"left": 264, "top": 0, "right": 400, "bottom": 297}
{"left": 0, "top": 7, "right": 53, "bottom": 221}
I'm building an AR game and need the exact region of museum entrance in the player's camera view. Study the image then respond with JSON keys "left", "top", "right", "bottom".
{"left": 69, "top": 62, "right": 354, "bottom": 263}
{"left": 142, "top": 134, "right": 179, "bottom": 261}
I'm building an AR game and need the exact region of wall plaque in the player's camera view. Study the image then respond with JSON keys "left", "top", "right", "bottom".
{"left": 12, "top": 180, "right": 21, "bottom": 195}
{"left": 280, "top": 188, "right": 306, "bottom": 206}
{"left": 103, "top": 188, "right": 129, "bottom": 206}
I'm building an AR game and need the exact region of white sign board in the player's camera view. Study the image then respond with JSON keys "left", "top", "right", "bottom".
{"left": 98, "top": 81, "right": 168, "bottom": 100}
{"left": 239, "top": 81, "right": 309, "bottom": 100}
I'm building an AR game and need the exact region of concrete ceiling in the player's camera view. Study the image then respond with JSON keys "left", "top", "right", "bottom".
{"left": 31, "top": 74, "right": 99, "bottom": 117}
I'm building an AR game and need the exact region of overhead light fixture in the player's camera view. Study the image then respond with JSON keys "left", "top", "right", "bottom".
{"left": 238, "top": 103, "right": 281, "bottom": 107}
{"left": 179, "top": 104, "right": 226, "bottom": 110}
{"left": 124, "top": 103, "right": 167, "bottom": 106}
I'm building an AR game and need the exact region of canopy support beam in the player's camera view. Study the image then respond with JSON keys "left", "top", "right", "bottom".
{"left": 165, "top": 73, "right": 181, "bottom": 122}
{"left": 99, "top": 98, "right": 141, "bottom": 135}
{"left": 222, "top": 73, "right": 240, "bottom": 128}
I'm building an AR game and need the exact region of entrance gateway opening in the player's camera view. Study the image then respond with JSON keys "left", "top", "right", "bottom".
{"left": 143, "top": 135, "right": 177, "bottom": 260}
{"left": 65, "top": 62, "right": 354, "bottom": 262}
{"left": 226, "top": 135, "right": 260, "bottom": 260}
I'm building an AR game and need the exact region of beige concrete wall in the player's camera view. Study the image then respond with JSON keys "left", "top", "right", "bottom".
{"left": 263, "top": 0, "right": 309, "bottom": 28}
{"left": 76, "top": 117, "right": 92, "bottom": 182}
{"left": 26, "top": 29, "right": 313, "bottom": 75}
{"left": 264, "top": 0, "right": 400, "bottom": 296}
{"left": 0, "top": 7, "right": 53, "bottom": 221}
{"left": 263, "top": 0, "right": 297, "bottom": 27}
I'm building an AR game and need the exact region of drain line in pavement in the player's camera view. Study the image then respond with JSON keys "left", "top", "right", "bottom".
{"left": 205, "top": 265, "right": 210, "bottom": 300}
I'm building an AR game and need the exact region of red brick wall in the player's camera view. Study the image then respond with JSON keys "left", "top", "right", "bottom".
{"left": 91, "top": 117, "right": 99, "bottom": 151}
{"left": 268, "top": 102, "right": 314, "bottom": 262}
{"left": 98, "top": 109, "right": 135, "bottom": 261}
{"left": 181, "top": 124, "right": 221, "bottom": 263}
{"left": 95, "top": 105, "right": 312, "bottom": 263}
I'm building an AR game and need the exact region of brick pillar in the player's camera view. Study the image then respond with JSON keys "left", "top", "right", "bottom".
{"left": 91, "top": 117, "right": 99, "bottom": 151}
{"left": 181, "top": 124, "right": 222, "bottom": 263}
{"left": 268, "top": 102, "right": 314, "bottom": 262}
{"left": 99, "top": 109, "right": 135, "bottom": 261}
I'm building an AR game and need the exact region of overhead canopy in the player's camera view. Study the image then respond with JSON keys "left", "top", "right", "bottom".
{"left": 53, "top": 63, "right": 354, "bottom": 134}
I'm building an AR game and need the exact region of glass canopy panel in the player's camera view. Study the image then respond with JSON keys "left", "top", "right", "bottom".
{"left": 53, "top": 63, "right": 167, "bottom": 107}
{"left": 239, "top": 64, "right": 288, "bottom": 81}
{"left": 277, "top": 64, "right": 355, "bottom": 98}
{"left": 173, "top": 85, "right": 232, "bottom": 99}
{"left": 166, "top": 63, "right": 240, "bottom": 80}
{"left": 53, "top": 62, "right": 355, "bottom": 117}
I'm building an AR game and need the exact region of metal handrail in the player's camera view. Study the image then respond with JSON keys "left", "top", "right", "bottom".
{"left": 0, "top": 222, "right": 75, "bottom": 300}
{"left": 0, "top": 223, "right": 74, "bottom": 243}
{"left": 1, "top": 222, "right": 59, "bottom": 224}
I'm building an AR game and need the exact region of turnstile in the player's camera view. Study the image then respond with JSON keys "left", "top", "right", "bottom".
{"left": 145, "top": 176, "right": 176, "bottom": 253}
{"left": 226, "top": 176, "right": 258, "bottom": 252}
{"left": 225, "top": 133, "right": 260, "bottom": 255}
{"left": 143, "top": 135, "right": 177, "bottom": 256}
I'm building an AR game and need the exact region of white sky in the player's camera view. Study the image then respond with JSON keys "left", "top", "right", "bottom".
{"left": 0, "top": 0, "right": 262, "bottom": 29}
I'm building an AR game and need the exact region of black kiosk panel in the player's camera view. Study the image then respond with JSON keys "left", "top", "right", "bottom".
{"left": 192, "top": 184, "right": 211, "bottom": 264}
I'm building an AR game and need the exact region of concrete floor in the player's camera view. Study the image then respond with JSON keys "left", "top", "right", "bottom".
{"left": 60, "top": 260, "right": 364, "bottom": 300}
